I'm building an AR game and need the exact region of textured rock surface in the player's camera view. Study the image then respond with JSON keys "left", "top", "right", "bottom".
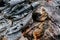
{"left": 0, "top": 0, "right": 60, "bottom": 40}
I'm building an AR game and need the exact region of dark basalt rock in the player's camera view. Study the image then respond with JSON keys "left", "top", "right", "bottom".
{"left": 32, "top": 12, "right": 41, "bottom": 22}
{"left": 0, "top": 0, "right": 5, "bottom": 7}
